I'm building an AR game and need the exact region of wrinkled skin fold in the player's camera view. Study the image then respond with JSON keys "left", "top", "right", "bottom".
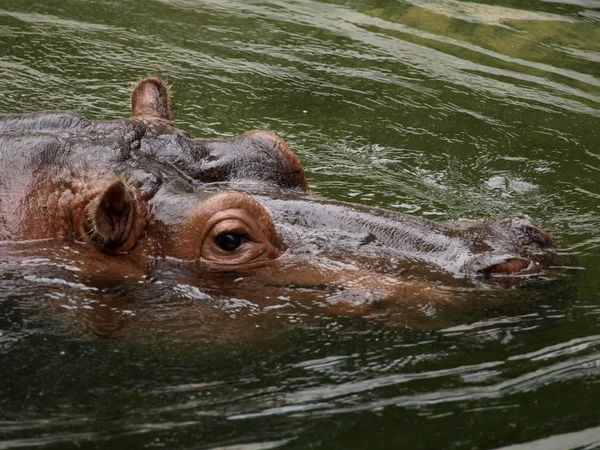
{"left": 0, "top": 76, "right": 554, "bottom": 307}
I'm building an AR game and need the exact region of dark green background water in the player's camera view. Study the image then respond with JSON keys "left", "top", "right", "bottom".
{"left": 1, "top": 0, "right": 599, "bottom": 449}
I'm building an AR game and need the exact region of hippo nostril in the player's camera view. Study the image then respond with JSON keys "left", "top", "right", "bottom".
{"left": 510, "top": 218, "right": 552, "bottom": 248}
{"left": 522, "top": 225, "right": 552, "bottom": 247}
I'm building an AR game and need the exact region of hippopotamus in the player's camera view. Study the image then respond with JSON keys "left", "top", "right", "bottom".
{"left": 0, "top": 77, "right": 553, "bottom": 306}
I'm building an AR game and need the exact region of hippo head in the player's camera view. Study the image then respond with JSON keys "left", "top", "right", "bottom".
{"left": 0, "top": 76, "right": 555, "bottom": 310}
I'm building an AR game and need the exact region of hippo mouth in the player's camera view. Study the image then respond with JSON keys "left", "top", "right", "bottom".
{"left": 467, "top": 254, "right": 543, "bottom": 278}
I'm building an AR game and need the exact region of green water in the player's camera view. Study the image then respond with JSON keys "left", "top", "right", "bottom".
{"left": 1, "top": 0, "right": 599, "bottom": 448}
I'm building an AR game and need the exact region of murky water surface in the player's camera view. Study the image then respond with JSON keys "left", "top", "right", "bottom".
{"left": 1, "top": 0, "right": 600, "bottom": 448}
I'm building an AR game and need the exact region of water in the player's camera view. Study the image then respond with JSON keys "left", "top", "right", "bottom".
{"left": 1, "top": 0, "right": 599, "bottom": 448}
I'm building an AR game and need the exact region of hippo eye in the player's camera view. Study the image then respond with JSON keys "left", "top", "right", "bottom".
{"left": 215, "top": 233, "right": 246, "bottom": 251}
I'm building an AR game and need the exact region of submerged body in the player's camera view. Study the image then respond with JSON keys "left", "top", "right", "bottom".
{"left": 0, "top": 77, "right": 553, "bottom": 306}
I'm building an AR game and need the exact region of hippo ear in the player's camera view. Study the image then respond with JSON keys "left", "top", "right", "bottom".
{"left": 84, "top": 178, "right": 137, "bottom": 250}
{"left": 130, "top": 76, "right": 173, "bottom": 121}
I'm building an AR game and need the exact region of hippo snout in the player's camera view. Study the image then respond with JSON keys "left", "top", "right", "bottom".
{"left": 508, "top": 217, "right": 553, "bottom": 249}
{"left": 466, "top": 216, "right": 553, "bottom": 278}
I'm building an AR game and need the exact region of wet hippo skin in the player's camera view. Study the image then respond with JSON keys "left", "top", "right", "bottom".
{"left": 0, "top": 76, "right": 554, "bottom": 305}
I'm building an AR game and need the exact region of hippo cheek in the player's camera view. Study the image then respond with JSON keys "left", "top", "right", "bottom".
{"left": 174, "top": 192, "right": 285, "bottom": 270}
